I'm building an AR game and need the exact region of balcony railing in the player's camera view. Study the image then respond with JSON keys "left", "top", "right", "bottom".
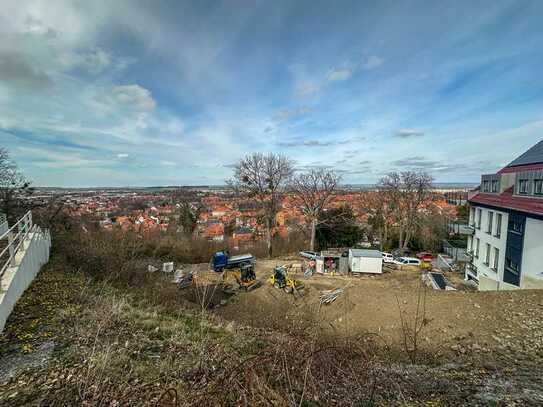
{"left": 448, "top": 221, "right": 475, "bottom": 235}
{"left": 466, "top": 263, "right": 478, "bottom": 278}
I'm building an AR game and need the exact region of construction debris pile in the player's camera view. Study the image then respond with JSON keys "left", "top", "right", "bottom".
{"left": 319, "top": 288, "right": 344, "bottom": 305}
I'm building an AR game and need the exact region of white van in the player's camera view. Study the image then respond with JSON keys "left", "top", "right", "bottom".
{"left": 381, "top": 252, "right": 395, "bottom": 263}
{"left": 398, "top": 257, "right": 421, "bottom": 266}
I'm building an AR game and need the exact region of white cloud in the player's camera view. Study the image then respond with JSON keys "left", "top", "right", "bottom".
{"left": 363, "top": 55, "right": 384, "bottom": 70}
{"left": 295, "top": 82, "right": 320, "bottom": 97}
{"left": 117, "top": 153, "right": 129, "bottom": 158}
{"left": 112, "top": 85, "right": 156, "bottom": 110}
{"left": 93, "top": 85, "right": 156, "bottom": 113}
{"left": 327, "top": 68, "right": 353, "bottom": 82}
{"left": 59, "top": 48, "right": 112, "bottom": 74}
{"left": 273, "top": 106, "right": 311, "bottom": 122}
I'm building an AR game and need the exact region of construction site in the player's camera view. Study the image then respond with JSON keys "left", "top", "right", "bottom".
{"left": 155, "top": 252, "right": 541, "bottom": 358}
{"left": 2, "top": 235, "right": 543, "bottom": 406}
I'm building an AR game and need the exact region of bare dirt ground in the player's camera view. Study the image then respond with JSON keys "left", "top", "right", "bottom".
{"left": 180, "top": 259, "right": 543, "bottom": 358}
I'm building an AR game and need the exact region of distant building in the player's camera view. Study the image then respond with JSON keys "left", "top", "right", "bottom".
{"left": 232, "top": 227, "right": 253, "bottom": 241}
{"left": 204, "top": 220, "right": 225, "bottom": 241}
{"left": 467, "top": 139, "right": 543, "bottom": 290}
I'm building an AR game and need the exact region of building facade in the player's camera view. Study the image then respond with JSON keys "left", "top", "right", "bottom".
{"left": 467, "top": 139, "right": 543, "bottom": 290}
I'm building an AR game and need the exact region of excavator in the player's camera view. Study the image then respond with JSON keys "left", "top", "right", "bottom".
{"left": 210, "top": 251, "right": 261, "bottom": 293}
{"left": 268, "top": 265, "right": 305, "bottom": 295}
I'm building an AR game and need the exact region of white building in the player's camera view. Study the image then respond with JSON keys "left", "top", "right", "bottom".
{"left": 467, "top": 139, "right": 543, "bottom": 290}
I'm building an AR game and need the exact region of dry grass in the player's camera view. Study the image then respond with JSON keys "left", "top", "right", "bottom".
{"left": 2, "top": 228, "right": 543, "bottom": 405}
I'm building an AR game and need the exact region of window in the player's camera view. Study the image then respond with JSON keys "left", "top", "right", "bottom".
{"left": 519, "top": 179, "right": 529, "bottom": 194}
{"left": 535, "top": 179, "right": 543, "bottom": 195}
{"left": 484, "top": 243, "right": 491, "bottom": 266}
{"left": 487, "top": 211, "right": 493, "bottom": 234}
{"left": 506, "top": 257, "right": 519, "bottom": 273}
{"left": 509, "top": 218, "right": 523, "bottom": 234}
{"left": 475, "top": 238, "right": 480, "bottom": 258}
{"left": 476, "top": 209, "right": 482, "bottom": 229}
{"left": 491, "top": 180, "right": 499, "bottom": 193}
{"left": 495, "top": 213, "right": 502, "bottom": 238}
{"left": 493, "top": 248, "right": 499, "bottom": 271}
{"left": 483, "top": 180, "right": 490, "bottom": 192}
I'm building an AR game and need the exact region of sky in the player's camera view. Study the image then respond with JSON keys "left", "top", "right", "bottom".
{"left": 0, "top": 0, "right": 542, "bottom": 187}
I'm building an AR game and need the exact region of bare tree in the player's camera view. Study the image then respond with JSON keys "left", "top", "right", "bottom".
{"left": 0, "top": 147, "right": 31, "bottom": 222}
{"left": 228, "top": 152, "right": 294, "bottom": 258}
{"left": 290, "top": 168, "right": 341, "bottom": 251}
{"left": 362, "top": 191, "right": 394, "bottom": 251}
{"left": 378, "top": 171, "right": 433, "bottom": 250}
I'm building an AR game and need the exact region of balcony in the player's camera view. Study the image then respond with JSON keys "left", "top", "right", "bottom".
{"left": 447, "top": 221, "right": 475, "bottom": 236}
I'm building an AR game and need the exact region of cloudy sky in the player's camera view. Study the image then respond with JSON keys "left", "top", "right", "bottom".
{"left": 1, "top": 1, "right": 542, "bottom": 187}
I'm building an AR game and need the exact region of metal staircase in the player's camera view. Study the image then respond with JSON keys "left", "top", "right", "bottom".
{"left": 0, "top": 211, "right": 51, "bottom": 332}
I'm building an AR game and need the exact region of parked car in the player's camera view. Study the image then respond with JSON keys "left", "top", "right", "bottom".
{"left": 381, "top": 252, "right": 395, "bottom": 263}
{"left": 416, "top": 252, "right": 434, "bottom": 261}
{"left": 299, "top": 251, "right": 319, "bottom": 260}
{"left": 398, "top": 257, "right": 422, "bottom": 266}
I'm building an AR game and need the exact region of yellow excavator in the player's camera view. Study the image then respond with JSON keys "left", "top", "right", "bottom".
{"left": 268, "top": 265, "right": 305, "bottom": 295}
{"left": 222, "top": 263, "right": 262, "bottom": 294}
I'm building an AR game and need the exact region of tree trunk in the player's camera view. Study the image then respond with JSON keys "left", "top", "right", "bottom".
{"left": 403, "top": 228, "right": 411, "bottom": 250}
{"left": 398, "top": 221, "right": 404, "bottom": 251}
{"left": 266, "top": 217, "right": 273, "bottom": 258}
{"left": 309, "top": 218, "right": 317, "bottom": 251}
{"left": 403, "top": 218, "right": 413, "bottom": 250}
{"left": 382, "top": 220, "right": 388, "bottom": 251}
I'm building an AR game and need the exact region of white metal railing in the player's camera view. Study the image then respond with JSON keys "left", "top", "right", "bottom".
{"left": 0, "top": 211, "right": 34, "bottom": 280}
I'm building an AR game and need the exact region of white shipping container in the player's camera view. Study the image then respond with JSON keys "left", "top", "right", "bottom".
{"left": 348, "top": 249, "right": 383, "bottom": 274}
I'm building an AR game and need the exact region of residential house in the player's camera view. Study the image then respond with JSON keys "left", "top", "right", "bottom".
{"left": 232, "top": 227, "right": 253, "bottom": 242}
{"left": 467, "top": 139, "right": 543, "bottom": 290}
{"left": 204, "top": 221, "right": 225, "bottom": 241}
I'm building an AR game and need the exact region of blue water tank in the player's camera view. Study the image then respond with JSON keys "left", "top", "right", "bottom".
{"left": 212, "top": 251, "right": 228, "bottom": 272}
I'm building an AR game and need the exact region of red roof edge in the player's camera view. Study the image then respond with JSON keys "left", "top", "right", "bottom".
{"left": 498, "top": 162, "right": 543, "bottom": 174}
{"left": 469, "top": 187, "right": 543, "bottom": 216}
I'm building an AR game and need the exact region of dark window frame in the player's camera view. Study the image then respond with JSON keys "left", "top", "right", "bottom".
{"left": 505, "top": 257, "right": 519, "bottom": 274}
{"left": 518, "top": 179, "right": 529, "bottom": 195}
{"left": 495, "top": 213, "right": 502, "bottom": 238}
{"left": 534, "top": 179, "right": 543, "bottom": 196}
{"left": 510, "top": 219, "right": 523, "bottom": 234}
{"left": 484, "top": 243, "right": 491, "bottom": 266}
{"left": 492, "top": 247, "right": 499, "bottom": 271}
{"left": 491, "top": 180, "right": 499, "bottom": 193}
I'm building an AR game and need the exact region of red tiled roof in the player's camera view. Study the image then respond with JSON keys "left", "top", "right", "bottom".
{"left": 498, "top": 163, "right": 543, "bottom": 174}
{"left": 469, "top": 187, "right": 543, "bottom": 216}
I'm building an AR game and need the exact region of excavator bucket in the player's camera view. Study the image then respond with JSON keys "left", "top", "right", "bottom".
{"left": 245, "top": 279, "right": 262, "bottom": 291}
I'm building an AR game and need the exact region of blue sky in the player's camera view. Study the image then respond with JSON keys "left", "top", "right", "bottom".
{"left": 1, "top": 0, "right": 542, "bottom": 187}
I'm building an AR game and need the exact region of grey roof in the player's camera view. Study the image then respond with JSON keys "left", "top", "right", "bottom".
{"left": 507, "top": 138, "right": 543, "bottom": 167}
{"left": 349, "top": 249, "right": 382, "bottom": 258}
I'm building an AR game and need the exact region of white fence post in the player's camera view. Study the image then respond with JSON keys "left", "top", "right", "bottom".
{"left": 7, "top": 231, "right": 16, "bottom": 266}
